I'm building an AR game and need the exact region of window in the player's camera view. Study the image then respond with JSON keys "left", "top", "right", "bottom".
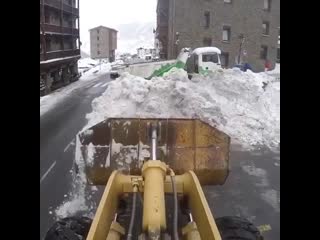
{"left": 260, "top": 45, "right": 268, "bottom": 60}
{"left": 262, "top": 21, "right": 270, "bottom": 35}
{"left": 97, "top": 36, "right": 100, "bottom": 41}
{"left": 221, "top": 52, "right": 229, "bottom": 67}
{"left": 44, "top": 12, "right": 50, "bottom": 23}
{"left": 224, "top": 0, "right": 232, "bottom": 3}
{"left": 204, "top": 11, "right": 210, "bottom": 28}
{"left": 222, "top": 26, "right": 231, "bottom": 41}
{"left": 202, "top": 54, "right": 218, "bottom": 63}
{"left": 264, "top": 0, "right": 271, "bottom": 11}
{"left": 97, "top": 50, "right": 100, "bottom": 55}
{"left": 203, "top": 37, "right": 212, "bottom": 46}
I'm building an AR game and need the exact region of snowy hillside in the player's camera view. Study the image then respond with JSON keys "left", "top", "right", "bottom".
{"left": 116, "top": 22, "right": 155, "bottom": 53}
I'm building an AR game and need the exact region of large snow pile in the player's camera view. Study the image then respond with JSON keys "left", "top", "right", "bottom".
{"left": 85, "top": 68, "right": 280, "bottom": 150}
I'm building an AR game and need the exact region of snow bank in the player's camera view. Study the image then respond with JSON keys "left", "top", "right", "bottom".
{"left": 55, "top": 136, "right": 97, "bottom": 219}
{"left": 80, "top": 61, "right": 111, "bottom": 81}
{"left": 268, "top": 64, "right": 280, "bottom": 75}
{"left": 85, "top": 68, "right": 280, "bottom": 150}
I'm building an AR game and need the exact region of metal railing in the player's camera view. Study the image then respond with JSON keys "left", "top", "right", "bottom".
{"left": 41, "top": 23, "right": 79, "bottom": 36}
{"left": 40, "top": 49, "right": 80, "bottom": 62}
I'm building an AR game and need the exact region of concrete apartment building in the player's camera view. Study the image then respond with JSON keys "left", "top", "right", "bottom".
{"left": 156, "top": 0, "right": 280, "bottom": 72}
{"left": 40, "top": 0, "right": 80, "bottom": 96}
{"left": 89, "top": 26, "right": 118, "bottom": 62}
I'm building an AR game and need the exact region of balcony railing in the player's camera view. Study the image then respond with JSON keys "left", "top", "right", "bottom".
{"left": 40, "top": 49, "right": 80, "bottom": 62}
{"left": 40, "top": 24, "right": 79, "bottom": 36}
{"left": 41, "top": 0, "right": 79, "bottom": 16}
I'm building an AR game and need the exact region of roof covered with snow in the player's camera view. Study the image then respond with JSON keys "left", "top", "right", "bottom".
{"left": 192, "top": 47, "right": 221, "bottom": 55}
{"left": 89, "top": 25, "right": 118, "bottom": 32}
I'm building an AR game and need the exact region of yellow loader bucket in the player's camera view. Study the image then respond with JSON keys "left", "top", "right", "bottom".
{"left": 78, "top": 118, "right": 230, "bottom": 185}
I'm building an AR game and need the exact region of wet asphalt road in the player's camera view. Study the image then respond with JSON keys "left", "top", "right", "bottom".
{"left": 40, "top": 74, "right": 280, "bottom": 240}
{"left": 40, "top": 74, "right": 112, "bottom": 239}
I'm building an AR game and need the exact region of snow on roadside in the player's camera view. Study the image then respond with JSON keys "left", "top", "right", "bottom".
{"left": 40, "top": 60, "right": 111, "bottom": 116}
{"left": 55, "top": 136, "right": 97, "bottom": 219}
{"left": 266, "top": 64, "right": 280, "bottom": 79}
{"left": 268, "top": 64, "right": 280, "bottom": 75}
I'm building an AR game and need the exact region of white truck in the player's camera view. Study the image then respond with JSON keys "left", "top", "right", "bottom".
{"left": 111, "top": 47, "right": 222, "bottom": 80}
{"left": 147, "top": 47, "right": 222, "bottom": 79}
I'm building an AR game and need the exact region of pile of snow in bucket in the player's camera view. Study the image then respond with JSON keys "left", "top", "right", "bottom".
{"left": 54, "top": 67, "right": 280, "bottom": 219}
{"left": 85, "top": 67, "right": 279, "bottom": 150}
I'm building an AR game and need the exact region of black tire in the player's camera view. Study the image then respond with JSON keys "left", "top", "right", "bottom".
{"left": 216, "top": 216, "right": 263, "bottom": 240}
{"left": 44, "top": 216, "right": 92, "bottom": 240}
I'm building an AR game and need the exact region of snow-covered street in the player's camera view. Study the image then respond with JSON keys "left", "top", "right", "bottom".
{"left": 40, "top": 59, "right": 111, "bottom": 116}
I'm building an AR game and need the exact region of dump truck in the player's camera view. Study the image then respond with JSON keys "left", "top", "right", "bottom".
{"left": 110, "top": 47, "right": 222, "bottom": 80}
{"left": 147, "top": 47, "right": 222, "bottom": 79}
{"left": 45, "top": 118, "right": 263, "bottom": 240}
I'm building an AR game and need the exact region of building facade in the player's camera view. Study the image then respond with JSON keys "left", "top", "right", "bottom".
{"left": 89, "top": 26, "right": 118, "bottom": 62}
{"left": 137, "top": 47, "right": 157, "bottom": 60}
{"left": 40, "top": 0, "right": 81, "bottom": 96}
{"left": 156, "top": 0, "right": 280, "bottom": 72}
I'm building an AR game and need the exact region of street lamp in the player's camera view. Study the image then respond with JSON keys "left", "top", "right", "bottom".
{"left": 238, "top": 34, "right": 245, "bottom": 64}
{"left": 175, "top": 32, "right": 180, "bottom": 57}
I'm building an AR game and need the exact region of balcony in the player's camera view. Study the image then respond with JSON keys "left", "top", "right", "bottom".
{"left": 41, "top": 0, "right": 79, "bottom": 16}
{"left": 40, "top": 49, "right": 80, "bottom": 62}
{"left": 41, "top": 23, "right": 79, "bottom": 36}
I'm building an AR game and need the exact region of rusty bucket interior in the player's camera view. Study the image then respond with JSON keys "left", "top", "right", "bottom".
{"left": 78, "top": 118, "right": 230, "bottom": 185}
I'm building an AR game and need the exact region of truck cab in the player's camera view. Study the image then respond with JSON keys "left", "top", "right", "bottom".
{"left": 186, "top": 47, "right": 222, "bottom": 78}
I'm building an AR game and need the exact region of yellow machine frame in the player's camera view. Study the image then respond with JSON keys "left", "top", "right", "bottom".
{"left": 86, "top": 161, "right": 222, "bottom": 240}
{"left": 78, "top": 118, "right": 229, "bottom": 239}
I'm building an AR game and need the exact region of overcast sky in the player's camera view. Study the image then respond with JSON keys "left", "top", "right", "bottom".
{"left": 79, "top": 0, "right": 157, "bottom": 52}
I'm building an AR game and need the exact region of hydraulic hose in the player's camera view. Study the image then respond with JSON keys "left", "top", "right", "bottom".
{"left": 171, "top": 175, "right": 179, "bottom": 240}
{"left": 126, "top": 191, "right": 137, "bottom": 240}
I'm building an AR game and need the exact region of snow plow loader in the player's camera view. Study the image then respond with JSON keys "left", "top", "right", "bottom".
{"left": 45, "top": 118, "right": 263, "bottom": 240}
